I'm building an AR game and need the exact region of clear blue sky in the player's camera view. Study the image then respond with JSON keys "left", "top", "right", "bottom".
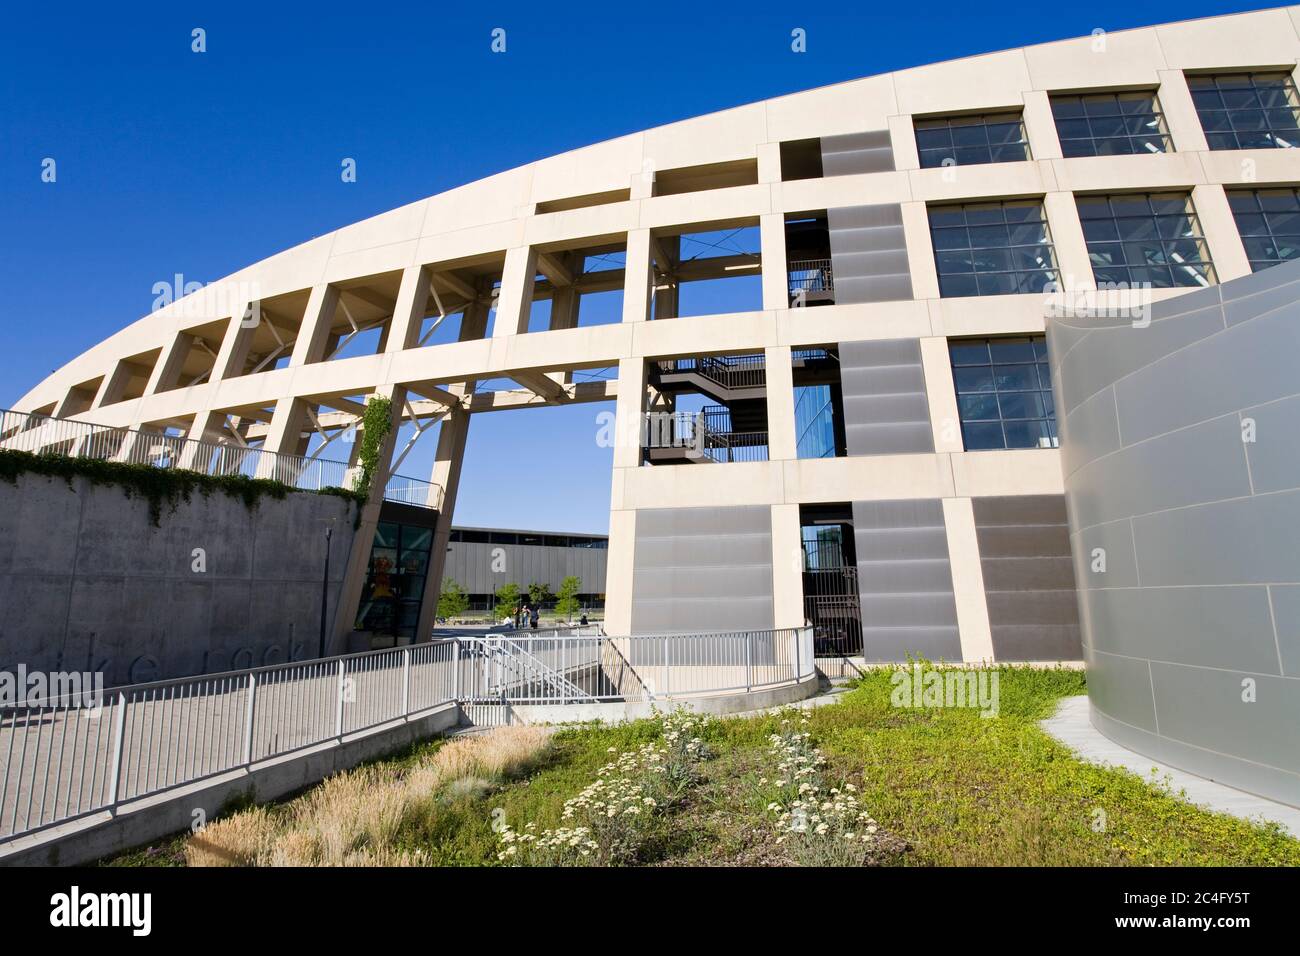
{"left": 0, "top": 0, "right": 1271, "bottom": 533}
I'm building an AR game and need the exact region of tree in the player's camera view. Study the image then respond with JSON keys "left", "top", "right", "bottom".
{"left": 437, "top": 579, "right": 469, "bottom": 619}
{"left": 494, "top": 582, "right": 521, "bottom": 618}
{"left": 527, "top": 581, "right": 552, "bottom": 607}
{"left": 555, "top": 576, "right": 582, "bottom": 619}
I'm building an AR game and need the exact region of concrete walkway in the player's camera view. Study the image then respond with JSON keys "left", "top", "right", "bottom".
{"left": 1042, "top": 695, "right": 1300, "bottom": 838}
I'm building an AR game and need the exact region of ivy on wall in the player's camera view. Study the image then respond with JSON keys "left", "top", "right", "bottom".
{"left": 355, "top": 395, "right": 394, "bottom": 494}
{"left": 0, "top": 449, "right": 366, "bottom": 526}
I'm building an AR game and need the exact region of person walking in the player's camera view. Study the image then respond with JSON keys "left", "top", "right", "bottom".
{"left": 529, "top": 604, "right": 540, "bottom": 630}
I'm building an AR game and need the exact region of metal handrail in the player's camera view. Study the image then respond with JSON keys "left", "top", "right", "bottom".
{"left": 0, "top": 627, "right": 814, "bottom": 843}
{"left": 788, "top": 258, "right": 834, "bottom": 293}
{"left": 0, "top": 408, "right": 441, "bottom": 510}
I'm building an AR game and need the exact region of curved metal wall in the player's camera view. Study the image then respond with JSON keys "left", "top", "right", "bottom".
{"left": 1050, "top": 258, "right": 1300, "bottom": 808}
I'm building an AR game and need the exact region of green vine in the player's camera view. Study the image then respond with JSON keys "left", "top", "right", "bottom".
{"left": 355, "top": 395, "right": 394, "bottom": 494}
{"left": 0, "top": 449, "right": 366, "bottom": 527}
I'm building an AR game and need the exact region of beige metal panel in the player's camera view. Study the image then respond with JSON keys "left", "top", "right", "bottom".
{"left": 642, "top": 102, "right": 767, "bottom": 171}
{"left": 941, "top": 496, "right": 996, "bottom": 662}
{"left": 1050, "top": 151, "right": 1207, "bottom": 194}
{"left": 909, "top": 160, "right": 1049, "bottom": 203}
{"left": 1199, "top": 147, "right": 1300, "bottom": 186}
{"left": 920, "top": 336, "right": 963, "bottom": 454}
{"left": 1157, "top": 69, "right": 1210, "bottom": 154}
{"left": 775, "top": 299, "right": 930, "bottom": 347}
{"left": 323, "top": 242, "right": 420, "bottom": 286}
{"left": 770, "top": 502, "right": 804, "bottom": 629}
{"left": 774, "top": 171, "right": 911, "bottom": 214}
{"left": 950, "top": 449, "right": 1066, "bottom": 497}
{"left": 524, "top": 201, "right": 638, "bottom": 248}
{"left": 900, "top": 201, "right": 940, "bottom": 300}
{"left": 894, "top": 49, "right": 1033, "bottom": 116}
{"left": 1043, "top": 191, "right": 1094, "bottom": 292}
{"left": 932, "top": 295, "right": 1047, "bottom": 337}
{"left": 1023, "top": 27, "right": 1167, "bottom": 91}
{"left": 887, "top": 114, "right": 920, "bottom": 170}
{"left": 759, "top": 213, "right": 788, "bottom": 311}
{"left": 330, "top": 200, "right": 429, "bottom": 258}
{"left": 600, "top": 509, "right": 637, "bottom": 634}
{"left": 782, "top": 453, "right": 955, "bottom": 504}
{"left": 630, "top": 310, "right": 776, "bottom": 359}
{"left": 1021, "top": 91, "right": 1062, "bottom": 161}
{"left": 527, "top": 133, "right": 644, "bottom": 205}
{"left": 1155, "top": 8, "right": 1300, "bottom": 69}
{"left": 621, "top": 460, "right": 787, "bottom": 510}
{"left": 637, "top": 183, "right": 770, "bottom": 231}
{"left": 1192, "top": 183, "right": 1252, "bottom": 283}
{"left": 764, "top": 74, "right": 897, "bottom": 143}
{"left": 765, "top": 346, "right": 796, "bottom": 461}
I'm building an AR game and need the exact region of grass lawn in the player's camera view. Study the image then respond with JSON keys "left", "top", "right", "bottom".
{"left": 106, "top": 666, "right": 1300, "bottom": 867}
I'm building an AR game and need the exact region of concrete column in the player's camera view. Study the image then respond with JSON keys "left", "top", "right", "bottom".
{"left": 611, "top": 357, "right": 647, "bottom": 470}
{"left": 886, "top": 115, "right": 921, "bottom": 170}
{"left": 759, "top": 213, "right": 788, "bottom": 311}
{"left": 551, "top": 265, "right": 580, "bottom": 330}
{"left": 91, "top": 360, "right": 132, "bottom": 409}
{"left": 330, "top": 384, "right": 409, "bottom": 653}
{"left": 1157, "top": 70, "right": 1209, "bottom": 153}
{"left": 900, "top": 202, "right": 940, "bottom": 299}
{"left": 622, "top": 229, "right": 652, "bottom": 324}
{"left": 919, "top": 336, "right": 963, "bottom": 454}
{"left": 142, "top": 331, "right": 192, "bottom": 396}
{"left": 210, "top": 304, "right": 256, "bottom": 382}
{"left": 764, "top": 345, "right": 796, "bottom": 461}
{"left": 770, "top": 503, "right": 805, "bottom": 630}
{"left": 460, "top": 297, "right": 491, "bottom": 342}
{"left": 941, "top": 497, "right": 995, "bottom": 663}
{"left": 255, "top": 396, "right": 308, "bottom": 478}
{"left": 178, "top": 409, "right": 224, "bottom": 470}
{"left": 757, "top": 142, "right": 782, "bottom": 183}
{"left": 1021, "top": 91, "right": 1063, "bottom": 160}
{"left": 1192, "top": 183, "right": 1252, "bottom": 283}
{"left": 413, "top": 405, "right": 471, "bottom": 641}
{"left": 288, "top": 283, "right": 341, "bottom": 367}
{"left": 603, "top": 508, "right": 637, "bottom": 635}
{"left": 652, "top": 235, "right": 680, "bottom": 320}
{"left": 385, "top": 265, "right": 431, "bottom": 352}
{"left": 492, "top": 245, "right": 538, "bottom": 337}
{"left": 1044, "top": 191, "right": 1094, "bottom": 291}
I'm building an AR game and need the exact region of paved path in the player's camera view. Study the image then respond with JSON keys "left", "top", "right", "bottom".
{"left": 1042, "top": 694, "right": 1300, "bottom": 838}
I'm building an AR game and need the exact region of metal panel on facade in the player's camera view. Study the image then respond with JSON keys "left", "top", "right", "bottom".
{"left": 826, "top": 203, "right": 913, "bottom": 304}
{"left": 1051, "top": 256, "right": 1300, "bottom": 808}
{"left": 852, "top": 498, "right": 960, "bottom": 662}
{"left": 443, "top": 540, "right": 607, "bottom": 598}
{"left": 820, "top": 130, "right": 895, "bottom": 176}
{"left": 838, "top": 338, "right": 934, "bottom": 455}
{"left": 972, "top": 495, "right": 1081, "bottom": 661}
{"left": 631, "top": 505, "right": 774, "bottom": 634}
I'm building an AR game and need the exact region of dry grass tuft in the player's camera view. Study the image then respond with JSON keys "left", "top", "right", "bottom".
{"left": 183, "top": 726, "right": 552, "bottom": 867}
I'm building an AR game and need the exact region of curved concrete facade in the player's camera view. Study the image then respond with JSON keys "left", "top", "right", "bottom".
{"left": 9, "top": 7, "right": 1300, "bottom": 667}
{"left": 1050, "top": 257, "right": 1300, "bottom": 808}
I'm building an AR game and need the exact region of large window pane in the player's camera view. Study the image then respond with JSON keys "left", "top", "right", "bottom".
{"left": 1075, "top": 192, "right": 1217, "bottom": 288}
{"left": 1188, "top": 72, "right": 1300, "bottom": 150}
{"left": 914, "top": 111, "right": 1031, "bottom": 168}
{"left": 1050, "top": 91, "right": 1173, "bottom": 156}
{"left": 928, "top": 201, "right": 1058, "bottom": 298}
{"left": 1227, "top": 187, "right": 1300, "bottom": 271}
{"left": 949, "top": 336, "right": 1057, "bottom": 450}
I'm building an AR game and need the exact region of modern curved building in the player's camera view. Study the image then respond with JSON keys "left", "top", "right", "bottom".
{"left": 8, "top": 9, "right": 1300, "bottom": 800}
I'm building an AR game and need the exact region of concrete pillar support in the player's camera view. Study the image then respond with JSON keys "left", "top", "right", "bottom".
{"left": 764, "top": 346, "right": 796, "bottom": 461}
{"left": 770, "top": 503, "right": 804, "bottom": 630}
{"left": 941, "top": 497, "right": 995, "bottom": 663}
{"left": 493, "top": 246, "right": 538, "bottom": 337}
{"left": 1192, "top": 183, "right": 1252, "bottom": 283}
{"left": 414, "top": 404, "right": 472, "bottom": 641}
{"left": 622, "top": 229, "right": 653, "bottom": 324}
{"left": 759, "top": 213, "right": 788, "bottom": 311}
{"left": 385, "top": 265, "right": 432, "bottom": 352}
{"left": 288, "top": 283, "right": 341, "bottom": 367}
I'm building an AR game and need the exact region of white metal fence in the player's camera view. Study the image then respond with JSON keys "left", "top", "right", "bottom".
{"left": 0, "top": 627, "right": 814, "bottom": 844}
{"left": 0, "top": 408, "right": 442, "bottom": 510}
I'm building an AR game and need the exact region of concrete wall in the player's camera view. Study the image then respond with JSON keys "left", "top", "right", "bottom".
{"left": 1050, "top": 256, "right": 1300, "bottom": 808}
{"left": 0, "top": 471, "right": 359, "bottom": 686}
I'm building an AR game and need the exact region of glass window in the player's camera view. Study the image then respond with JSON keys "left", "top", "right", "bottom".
{"left": 794, "top": 384, "right": 838, "bottom": 459}
{"left": 1076, "top": 192, "right": 1217, "bottom": 288}
{"left": 949, "top": 336, "right": 1057, "bottom": 450}
{"left": 1050, "top": 91, "right": 1173, "bottom": 157}
{"left": 1227, "top": 187, "right": 1300, "bottom": 271}
{"left": 1186, "top": 72, "right": 1300, "bottom": 150}
{"left": 928, "top": 201, "right": 1058, "bottom": 298}
{"left": 914, "top": 111, "right": 1031, "bottom": 168}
